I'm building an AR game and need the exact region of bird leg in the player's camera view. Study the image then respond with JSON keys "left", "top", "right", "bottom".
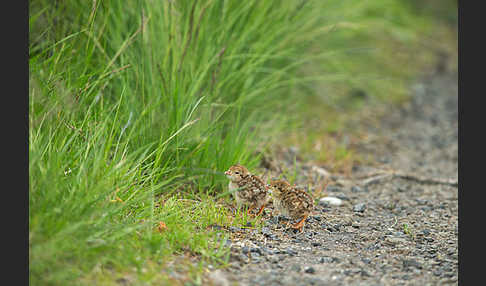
{"left": 292, "top": 215, "right": 308, "bottom": 232}
{"left": 255, "top": 204, "right": 266, "bottom": 216}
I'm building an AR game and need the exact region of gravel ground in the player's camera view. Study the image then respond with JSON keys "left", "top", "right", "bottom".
{"left": 214, "top": 70, "right": 458, "bottom": 286}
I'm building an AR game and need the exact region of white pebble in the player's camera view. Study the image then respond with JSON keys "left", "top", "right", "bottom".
{"left": 319, "top": 197, "right": 343, "bottom": 206}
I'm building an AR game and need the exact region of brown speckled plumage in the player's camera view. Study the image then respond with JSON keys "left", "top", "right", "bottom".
{"left": 269, "top": 179, "right": 314, "bottom": 231}
{"left": 225, "top": 164, "right": 269, "bottom": 215}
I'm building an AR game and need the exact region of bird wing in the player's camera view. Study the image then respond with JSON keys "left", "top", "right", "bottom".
{"left": 236, "top": 174, "right": 268, "bottom": 203}
{"left": 282, "top": 189, "right": 314, "bottom": 218}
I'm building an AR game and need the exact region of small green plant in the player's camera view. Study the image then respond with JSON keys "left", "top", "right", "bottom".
{"left": 403, "top": 223, "right": 415, "bottom": 240}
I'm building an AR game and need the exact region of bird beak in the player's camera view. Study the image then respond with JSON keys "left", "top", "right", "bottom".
{"left": 224, "top": 170, "right": 230, "bottom": 175}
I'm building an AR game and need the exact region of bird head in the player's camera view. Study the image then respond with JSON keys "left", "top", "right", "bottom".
{"left": 224, "top": 164, "right": 249, "bottom": 182}
{"left": 268, "top": 179, "right": 291, "bottom": 198}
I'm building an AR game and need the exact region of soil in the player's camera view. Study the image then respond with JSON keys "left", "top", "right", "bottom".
{"left": 214, "top": 69, "right": 458, "bottom": 286}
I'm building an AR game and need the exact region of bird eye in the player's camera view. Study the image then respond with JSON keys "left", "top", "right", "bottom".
{"left": 235, "top": 171, "right": 239, "bottom": 174}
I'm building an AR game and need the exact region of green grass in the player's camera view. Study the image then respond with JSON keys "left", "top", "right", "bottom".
{"left": 403, "top": 223, "right": 415, "bottom": 240}
{"left": 29, "top": 0, "right": 456, "bottom": 284}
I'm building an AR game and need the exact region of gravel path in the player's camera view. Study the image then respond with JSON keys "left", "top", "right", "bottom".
{"left": 215, "top": 70, "right": 458, "bottom": 286}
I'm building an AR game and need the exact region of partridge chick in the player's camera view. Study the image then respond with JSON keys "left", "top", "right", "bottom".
{"left": 224, "top": 164, "right": 269, "bottom": 216}
{"left": 268, "top": 179, "right": 314, "bottom": 232}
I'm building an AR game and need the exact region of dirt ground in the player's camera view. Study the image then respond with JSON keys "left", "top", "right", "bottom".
{"left": 213, "top": 69, "right": 458, "bottom": 286}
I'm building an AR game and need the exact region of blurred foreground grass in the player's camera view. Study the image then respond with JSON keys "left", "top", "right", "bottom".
{"left": 29, "top": 0, "right": 456, "bottom": 284}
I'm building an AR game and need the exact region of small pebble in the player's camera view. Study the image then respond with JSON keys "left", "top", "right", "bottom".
{"left": 250, "top": 247, "right": 262, "bottom": 255}
{"left": 250, "top": 252, "right": 261, "bottom": 258}
{"left": 262, "top": 248, "right": 274, "bottom": 255}
{"left": 241, "top": 246, "right": 250, "bottom": 254}
{"left": 319, "top": 256, "right": 336, "bottom": 263}
{"left": 319, "top": 197, "right": 343, "bottom": 206}
{"left": 361, "top": 258, "right": 371, "bottom": 264}
{"left": 360, "top": 270, "right": 371, "bottom": 277}
{"left": 353, "top": 203, "right": 366, "bottom": 212}
{"left": 251, "top": 256, "right": 261, "bottom": 263}
{"left": 261, "top": 227, "right": 271, "bottom": 236}
{"left": 268, "top": 234, "right": 279, "bottom": 240}
{"left": 304, "top": 266, "right": 316, "bottom": 274}
{"left": 286, "top": 248, "right": 298, "bottom": 256}
{"left": 351, "top": 186, "right": 364, "bottom": 192}
{"left": 403, "top": 259, "right": 422, "bottom": 269}
{"left": 266, "top": 216, "right": 279, "bottom": 225}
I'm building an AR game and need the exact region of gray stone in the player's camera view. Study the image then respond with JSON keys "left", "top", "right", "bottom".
{"left": 319, "top": 256, "right": 337, "bottom": 263}
{"left": 250, "top": 252, "right": 261, "bottom": 258}
{"left": 261, "top": 227, "right": 272, "bottom": 237}
{"left": 242, "top": 246, "right": 250, "bottom": 254}
{"left": 403, "top": 259, "right": 422, "bottom": 270}
{"left": 286, "top": 247, "right": 298, "bottom": 256}
{"left": 353, "top": 203, "right": 366, "bottom": 212}
{"left": 361, "top": 258, "right": 371, "bottom": 264}
{"left": 304, "top": 266, "right": 316, "bottom": 274}
{"left": 351, "top": 186, "right": 364, "bottom": 192}
{"left": 251, "top": 256, "right": 262, "bottom": 263}
{"left": 250, "top": 247, "right": 262, "bottom": 255}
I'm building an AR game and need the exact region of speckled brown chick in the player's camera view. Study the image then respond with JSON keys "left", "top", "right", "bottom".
{"left": 268, "top": 179, "right": 314, "bottom": 232}
{"left": 224, "top": 164, "right": 269, "bottom": 216}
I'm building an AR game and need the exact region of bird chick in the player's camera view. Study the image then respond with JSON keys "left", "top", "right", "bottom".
{"left": 224, "top": 164, "right": 269, "bottom": 216}
{"left": 268, "top": 179, "right": 314, "bottom": 232}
